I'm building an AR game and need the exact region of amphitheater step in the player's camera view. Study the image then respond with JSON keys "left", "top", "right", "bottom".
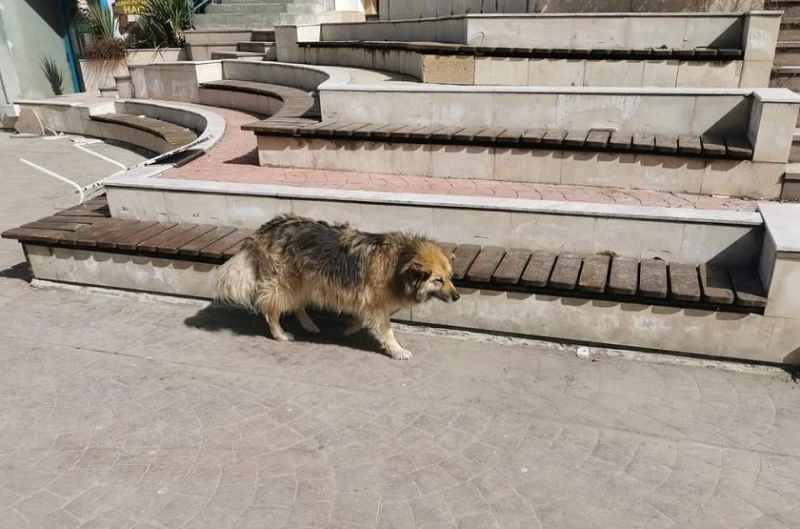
{"left": 89, "top": 113, "right": 198, "bottom": 155}
{"left": 210, "top": 50, "right": 266, "bottom": 60}
{"left": 191, "top": 12, "right": 316, "bottom": 29}
{"left": 775, "top": 42, "right": 800, "bottom": 67}
{"left": 0, "top": 197, "right": 767, "bottom": 313}
{"left": 205, "top": 2, "right": 324, "bottom": 15}
{"left": 780, "top": 18, "right": 800, "bottom": 41}
{"left": 770, "top": 67, "right": 800, "bottom": 91}
{"left": 767, "top": 0, "right": 800, "bottom": 17}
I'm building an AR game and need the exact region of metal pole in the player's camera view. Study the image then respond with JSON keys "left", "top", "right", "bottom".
{"left": 57, "top": 0, "right": 82, "bottom": 93}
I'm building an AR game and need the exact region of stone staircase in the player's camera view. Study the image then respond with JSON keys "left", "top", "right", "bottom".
{"left": 769, "top": 0, "right": 800, "bottom": 194}
{"left": 192, "top": 0, "right": 330, "bottom": 29}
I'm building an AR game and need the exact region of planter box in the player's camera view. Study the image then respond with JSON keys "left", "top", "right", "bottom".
{"left": 125, "top": 47, "right": 186, "bottom": 66}
{"left": 79, "top": 59, "right": 128, "bottom": 93}
{"left": 79, "top": 48, "right": 186, "bottom": 93}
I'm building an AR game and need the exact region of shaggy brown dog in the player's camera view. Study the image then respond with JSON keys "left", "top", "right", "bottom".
{"left": 213, "top": 215, "right": 460, "bottom": 359}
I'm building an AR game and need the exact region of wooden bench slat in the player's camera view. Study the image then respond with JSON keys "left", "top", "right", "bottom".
{"left": 138, "top": 224, "right": 194, "bottom": 253}
{"left": 585, "top": 130, "right": 611, "bottom": 149}
{"left": 465, "top": 246, "right": 506, "bottom": 283}
{"left": 632, "top": 132, "right": 655, "bottom": 152}
{"left": 159, "top": 224, "right": 219, "bottom": 254}
{"left": 2, "top": 227, "right": 79, "bottom": 244}
{"left": 351, "top": 123, "right": 389, "bottom": 139}
{"left": 451, "top": 244, "right": 482, "bottom": 281}
{"left": 492, "top": 248, "right": 531, "bottom": 284}
{"left": 40, "top": 215, "right": 106, "bottom": 224}
{"left": 678, "top": 135, "right": 703, "bottom": 155}
{"left": 116, "top": 222, "right": 179, "bottom": 251}
{"left": 96, "top": 221, "right": 160, "bottom": 249}
{"left": 451, "top": 127, "right": 486, "bottom": 142}
{"left": 519, "top": 129, "right": 547, "bottom": 145}
{"left": 437, "top": 242, "right": 457, "bottom": 257}
{"left": 668, "top": 263, "right": 701, "bottom": 302}
{"left": 497, "top": 128, "right": 525, "bottom": 143}
{"left": 201, "top": 229, "right": 254, "bottom": 259}
{"left": 409, "top": 125, "right": 446, "bottom": 141}
{"left": 475, "top": 128, "right": 505, "bottom": 142}
{"left": 178, "top": 227, "right": 238, "bottom": 256}
{"left": 564, "top": 130, "right": 589, "bottom": 148}
{"left": 430, "top": 126, "right": 465, "bottom": 141}
{"left": 729, "top": 267, "right": 767, "bottom": 308}
{"left": 393, "top": 124, "right": 428, "bottom": 138}
{"left": 608, "top": 257, "right": 639, "bottom": 296}
{"left": 654, "top": 134, "right": 679, "bottom": 154}
{"left": 701, "top": 135, "right": 727, "bottom": 157}
{"left": 699, "top": 264, "right": 735, "bottom": 304}
{"left": 541, "top": 130, "right": 568, "bottom": 146}
{"left": 609, "top": 131, "right": 633, "bottom": 150}
{"left": 332, "top": 123, "right": 371, "bottom": 137}
{"left": 62, "top": 218, "right": 129, "bottom": 247}
{"left": 520, "top": 251, "right": 556, "bottom": 287}
{"left": 549, "top": 254, "right": 582, "bottom": 290}
{"left": 639, "top": 259, "right": 668, "bottom": 298}
{"left": 20, "top": 221, "right": 92, "bottom": 232}
{"left": 578, "top": 254, "right": 611, "bottom": 293}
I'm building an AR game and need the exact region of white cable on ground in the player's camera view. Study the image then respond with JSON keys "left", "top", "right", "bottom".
{"left": 19, "top": 158, "right": 85, "bottom": 204}
{"left": 73, "top": 142, "right": 128, "bottom": 170}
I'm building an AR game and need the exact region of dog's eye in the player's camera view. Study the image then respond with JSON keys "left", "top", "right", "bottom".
{"left": 433, "top": 277, "right": 443, "bottom": 285}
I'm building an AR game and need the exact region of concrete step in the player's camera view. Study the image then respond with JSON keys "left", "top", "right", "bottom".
{"left": 191, "top": 12, "right": 316, "bottom": 29}
{"left": 780, "top": 18, "right": 800, "bottom": 41}
{"left": 210, "top": 50, "right": 266, "bottom": 59}
{"left": 216, "top": 0, "right": 323, "bottom": 3}
{"left": 774, "top": 42, "right": 800, "bottom": 67}
{"left": 237, "top": 41, "right": 274, "bottom": 53}
{"left": 784, "top": 161, "right": 800, "bottom": 199}
{"left": 768, "top": 0, "right": 800, "bottom": 17}
{"left": 205, "top": 2, "right": 324, "bottom": 14}
{"left": 790, "top": 128, "right": 800, "bottom": 162}
{"left": 770, "top": 66, "right": 800, "bottom": 91}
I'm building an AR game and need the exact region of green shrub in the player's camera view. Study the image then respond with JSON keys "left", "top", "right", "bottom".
{"left": 134, "top": 0, "right": 191, "bottom": 49}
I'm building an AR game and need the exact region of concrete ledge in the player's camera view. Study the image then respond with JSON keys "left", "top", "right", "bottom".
{"left": 22, "top": 242, "right": 798, "bottom": 365}
{"left": 255, "top": 136, "right": 784, "bottom": 199}
{"left": 104, "top": 177, "right": 764, "bottom": 266}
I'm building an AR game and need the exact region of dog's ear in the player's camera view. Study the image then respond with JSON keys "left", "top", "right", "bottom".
{"left": 400, "top": 260, "right": 429, "bottom": 284}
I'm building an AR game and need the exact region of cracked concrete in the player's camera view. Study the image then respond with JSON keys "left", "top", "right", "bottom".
{"left": 1, "top": 131, "right": 800, "bottom": 529}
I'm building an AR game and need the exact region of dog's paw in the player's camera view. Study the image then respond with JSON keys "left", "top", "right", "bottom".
{"left": 275, "top": 332, "right": 295, "bottom": 342}
{"left": 391, "top": 348, "right": 413, "bottom": 360}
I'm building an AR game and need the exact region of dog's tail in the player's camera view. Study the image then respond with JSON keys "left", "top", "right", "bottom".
{"left": 213, "top": 248, "right": 259, "bottom": 312}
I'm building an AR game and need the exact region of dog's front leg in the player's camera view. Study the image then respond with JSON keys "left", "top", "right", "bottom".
{"left": 367, "top": 314, "right": 412, "bottom": 360}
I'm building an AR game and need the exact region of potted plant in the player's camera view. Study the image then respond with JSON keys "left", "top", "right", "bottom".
{"left": 123, "top": 0, "right": 191, "bottom": 66}
{"left": 78, "top": 0, "right": 128, "bottom": 93}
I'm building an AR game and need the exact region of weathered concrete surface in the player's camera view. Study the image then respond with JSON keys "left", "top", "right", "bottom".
{"left": 2, "top": 131, "right": 800, "bottom": 529}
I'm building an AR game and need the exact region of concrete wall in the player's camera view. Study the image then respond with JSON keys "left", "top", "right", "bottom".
{"left": 378, "top": 0, "right": 765, "bottom": 19}
{"left": 0, "top": 0, "right": 76, "bottom": 101}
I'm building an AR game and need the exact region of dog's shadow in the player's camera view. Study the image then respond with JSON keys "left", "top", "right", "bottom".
{"left": 183, "top": 304, "right": 381, "bottom": 353}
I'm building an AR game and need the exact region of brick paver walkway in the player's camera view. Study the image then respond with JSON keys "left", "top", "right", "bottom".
{"left": 167, "top": 106, "right": 760, "bottom": 213}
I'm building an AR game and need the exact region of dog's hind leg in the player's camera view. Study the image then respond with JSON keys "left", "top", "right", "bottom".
{"left": 294, "top": 307, "right": 320, "bottom": 334}
{"left": 364, "top": 313, "right": 412, "bottom": 360}
{"left": 258, "top": 288, "right": 295, "bottom": 342}
{"left": 343, "top": 316, "right": 363, "bottom": 336}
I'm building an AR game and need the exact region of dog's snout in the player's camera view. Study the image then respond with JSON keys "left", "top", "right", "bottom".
{"left": 451, "top": 292, "right": 461, "bottom": 302}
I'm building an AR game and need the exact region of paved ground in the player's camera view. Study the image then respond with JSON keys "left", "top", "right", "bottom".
{"left": 167, "top": 106, "right": 759, "bottom": 212}
{"left": 2, "top": 129, "right": 800, "bottom": 529}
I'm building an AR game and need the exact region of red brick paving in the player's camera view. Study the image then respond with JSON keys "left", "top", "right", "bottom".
{"left": 166, "top": 105, "right": 759, "bottom": 212}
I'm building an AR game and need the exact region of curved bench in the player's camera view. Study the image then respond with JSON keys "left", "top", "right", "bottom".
{"left": 91, "top": 113, "right": 198, "bottom": 155}
{"left": 248, "top": 120, "right": 754, "bottom": 160}
{"left": 198, "top": 79, "right": 321, "bottom": 127}
{"left": 1, "top": 196, "right": 766, "bottom": 314}
{"left": 304, "top": 41, "right": 744, "bottom": 61}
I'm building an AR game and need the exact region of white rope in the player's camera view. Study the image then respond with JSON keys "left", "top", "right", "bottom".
{"left": 73, "top": 142, "right": 128, "bottom": 170}
{"left": 19, "top": 158, "right": 85, "bottom": 205}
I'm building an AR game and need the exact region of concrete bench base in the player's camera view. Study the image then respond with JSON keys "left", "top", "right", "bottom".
{"left": 18, "top": 243, "right": 798, "bottom": 365}
{"left": 256, "top": 136, "right": 784, "bottom": 199}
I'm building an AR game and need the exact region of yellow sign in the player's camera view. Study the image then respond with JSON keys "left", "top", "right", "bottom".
{"left": 115, "top": 0, "right": 147, "bottom": 15}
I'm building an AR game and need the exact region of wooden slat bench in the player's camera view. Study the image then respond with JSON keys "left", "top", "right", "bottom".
{"left": 92, "top": 114, "right": 198, "bottom": 151}
{"left": 2, "top": 196, "right": 767, "bottom": 314}
{"left": 301, "top": 41, "right": 744, "bottom": 61}
{"left": 248, "top": 120, "right": 754, "bottom": 160}
{"left": 199, "top": 80, "right": 321, "bottom": 131}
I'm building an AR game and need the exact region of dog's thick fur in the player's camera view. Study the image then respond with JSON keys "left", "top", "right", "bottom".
{"left": 213, "top": 215, "right": 459, "bottom": 359}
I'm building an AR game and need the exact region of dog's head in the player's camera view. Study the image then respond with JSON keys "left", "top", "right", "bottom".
{"left": 399, "top": 241, "right": 460, "bottom": 303}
